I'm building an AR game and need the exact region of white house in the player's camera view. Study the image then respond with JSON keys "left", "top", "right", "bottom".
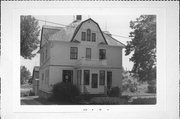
{"left": 38, "top": 15, "right": 125, "bottom": 99}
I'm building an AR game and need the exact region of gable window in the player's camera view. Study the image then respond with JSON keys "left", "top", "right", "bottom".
{"left": 86, "top": 48, "right": 91, "bottom": 59}
{"left": 92, "top": 33, "right": 96, "bottom": 42}
{"left": 99, "top": 49, "right": 106, "bottom": 60}
{"left": 87, "top": 29, "right": 91, "bottom": 41}
{"left": 84, "top": 70, "right": 90, "bottom": 85}
{"left": 81, "top": 32, "right": 86, "bottom": 41}
{"left": 70, "top": 47, "right": 78, "bottom": 59}
{"left": 99, "top": 70, "right": 105, "bottom": 85}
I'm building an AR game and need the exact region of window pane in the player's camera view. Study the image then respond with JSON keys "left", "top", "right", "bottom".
{"left": 99, "top": 49, "right": 106, "bottom": 60}
{"left": 87, "top": 29, "right": 91, "bottom": 41}
{"left": 92, "top": 33, "right": 96, "bottom": 42}
{"left": 86, "top": 48, "right": 91, "bottom": 59}
{"left": 70, "top": 47, "right": 78, "bottom": 59}
{"left": 81, "top": 32, "right": 86, "bottom": 41}
{"left": 99, "top": 70, "right": 105, "bottom": 85}
{"left": 84, "top": 70, "right": 90, "bottom": 85}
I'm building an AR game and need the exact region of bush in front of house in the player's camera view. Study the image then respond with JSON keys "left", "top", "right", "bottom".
{"left": 51, "top": 82, "right": 80, "bottom": 102}
{"left": 108, "top": 87, "right": 121, "bottom": 97}
{"left": 89, "top": 97, "right": 127, "bottom": 105}
{"left": 147, "top": 80, "right": 156, "bottom": 93}
{"left": 131, "top": 98, "right": 156, "bottom": 104}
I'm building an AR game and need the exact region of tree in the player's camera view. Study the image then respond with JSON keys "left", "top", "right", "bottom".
{"left": 125, "top": 15, "right": 156, "bottom": 82}
{"left": 21, "top": 15, "right": 40, "bottom": 59}
{"left": 20, "top": 66, "right": 31, "bottom": 84}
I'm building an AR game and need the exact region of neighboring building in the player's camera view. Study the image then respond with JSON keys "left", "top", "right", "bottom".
{"left": 32, "top": 66, "right": 40, "bottom": 96}
{"left": 39, "top": 15, "right": 125, "bottom": 99}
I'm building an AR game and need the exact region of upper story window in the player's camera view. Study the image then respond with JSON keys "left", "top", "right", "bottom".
{"left": 86, "top": 48, "right": 91, "bottom": 59}
{"left": 70, "top": 47, "right": 78, "bottom": 59}
{"left": 92, "top": 33, "right": 96, "bottom": 42}
{"left": 87, "top": 29, "right": 91, "bottom": 41}
{"left": 81, "top": 32, "right": 86, "bottom": 41}
{"left": 99, "top": 49, "right": 106, "bottom": 60}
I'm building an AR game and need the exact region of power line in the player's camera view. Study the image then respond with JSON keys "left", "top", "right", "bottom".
{"left": 36, "top": 18, "right": 132, "bottom": 40}
{"left": 36, "top": 18, "right": 67, "bottom": 27}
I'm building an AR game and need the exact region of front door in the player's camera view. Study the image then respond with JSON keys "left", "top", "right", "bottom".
{"left": 107, "top": 71, "right": 112, "bottom": 90}
{"left": 91, "top": 73, "right": 98, "bottom": 88}
{"left": 63, "top": 70, "right": 73, "bottom": 83}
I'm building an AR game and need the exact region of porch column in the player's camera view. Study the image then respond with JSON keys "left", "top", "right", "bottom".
{"left": 81, "top": 69, "right": 84, "bottom": 93}
{"left": 105, "top": 70, "right": 107, "bottom": 94}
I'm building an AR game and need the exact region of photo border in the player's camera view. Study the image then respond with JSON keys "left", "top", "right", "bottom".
{"left": 1, "top": 1, "right": 179, "bottom": 119}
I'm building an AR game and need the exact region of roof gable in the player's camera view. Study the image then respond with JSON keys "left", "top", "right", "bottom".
{"left": 70, "top": 18, "right": 108, "bottom": 44}
{"left": 40, "top": 18, "right": 125, "bottom": 48}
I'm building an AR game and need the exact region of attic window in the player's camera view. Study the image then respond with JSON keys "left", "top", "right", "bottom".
{"left": 81, "top": 32, "right": 86, "bottom": 41}
{"left": 87, "top": 29, "right": 91, "bottom": 41}
{"left": 92, "top": 33, "right": 96, "bottom": 42}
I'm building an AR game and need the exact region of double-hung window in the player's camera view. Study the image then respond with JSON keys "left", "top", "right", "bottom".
{"left": 92, "top": 33, "right": 96, "bottom": 42}
{"left": 81, "top": 32, "right": 86, "bottom": 41}
{"left": 86, "top": 48, "right": 91, "bottom": 59}
{"left": 87, "top": 29, "right": 91, "bottom": 41}
{"left": 70, "top": 47, "right": 78, "bottom": 59}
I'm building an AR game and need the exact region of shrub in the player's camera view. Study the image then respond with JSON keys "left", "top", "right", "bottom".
{"left": 147, "top": 80, "right": 156, "bottom": 93}
{"left": 90, "top": 97, "right": 127, "bottom": 105}
{"left": 109, "top": 87, "right": 121, "bottom": 97}
{"left": 51, "top": 82, "right": 80, "bottom": 102}
{"left": 131, "top": 98, "right": 156, "bottom": 104}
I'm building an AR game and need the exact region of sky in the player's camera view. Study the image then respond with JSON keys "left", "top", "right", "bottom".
{"left": 21, "top": 15, "right": 141, "bottom": 74}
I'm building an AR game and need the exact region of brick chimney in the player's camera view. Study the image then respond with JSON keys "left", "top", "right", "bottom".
{"left": 76, "top": 15, "right": 82, "bottom": 21}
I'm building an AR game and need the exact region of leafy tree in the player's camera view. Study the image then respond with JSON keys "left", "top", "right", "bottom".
{"left": 125, "top": 15, "right": 156, "bottom": 82}
{"left": 20, "top": 66, "right": 31, "bottom": 84}
{"left": 21, "top": 15, "right": 40, "bottom": 59}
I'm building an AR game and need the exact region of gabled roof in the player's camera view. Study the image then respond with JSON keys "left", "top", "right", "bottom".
{"left": 70, "top": 18, "right": 108, "bottom": 45}
{"left": 40, "top": 18, "right": 125, "bottom": 47}
{"left": 40, "top": 25, "right": 62, "bottom": 48}
{"left": 103, "top": 33, "right": 125, "bottom": 47}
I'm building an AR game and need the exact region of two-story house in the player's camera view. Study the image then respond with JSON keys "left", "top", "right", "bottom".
{"left": 39, "top": 16, "right": 125, "bottom": 99}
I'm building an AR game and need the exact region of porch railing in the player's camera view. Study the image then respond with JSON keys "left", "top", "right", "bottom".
{"left": 76, "top": 58, "right": 107, "bottom": 67}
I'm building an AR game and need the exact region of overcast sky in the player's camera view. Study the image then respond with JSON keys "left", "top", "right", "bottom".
{"left": 21, "top": 15, "right": 141, "bottom": 74}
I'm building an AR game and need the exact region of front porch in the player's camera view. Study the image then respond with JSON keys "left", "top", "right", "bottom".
{"left": 75, "top": 68, "right": 112, "bottom": 95}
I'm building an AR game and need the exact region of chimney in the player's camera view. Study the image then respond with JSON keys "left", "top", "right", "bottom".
{"left": 76, "top": 15, "right": 82, "bottom": 21}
